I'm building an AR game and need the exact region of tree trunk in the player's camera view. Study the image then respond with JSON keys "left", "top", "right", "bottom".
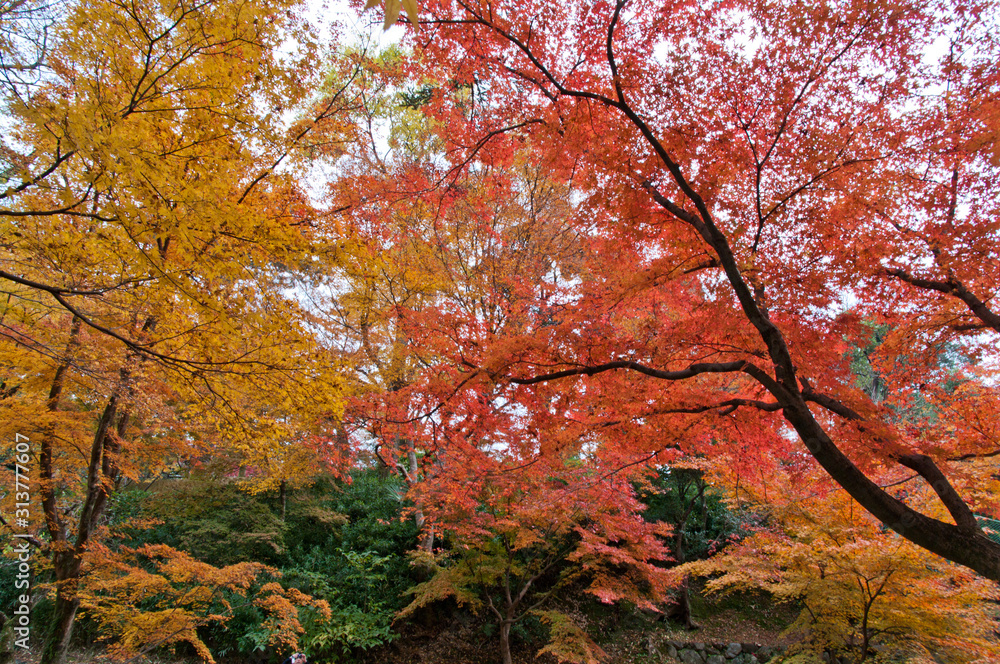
{"left": 675, "top": 576, "right": 694, "bottom": 630}
{"left": 40, "top": 399, "right": 123, "bottom": 664}
{"left": 671, "top": 532, "right": 696, "bottom": 629}
{"left": 670, "top": 476, "right": 702, "bottom": 630}
{"left": 407, "top": 444, "right": 435, "bottom": 551}
{"left": 38, "top": 319, "right": 81, "bottom": 664}
{"left": 40, "top": 317, "right": 80, "bottom": 543}
{"left": 499, "top": 619, "right": 513, "bottom": 664}
{"left": 40, "top": 316, "right": 150, "bottom": 664}
{"left": 857, "top": 598, "right": 873, "bottom": 663}
{"left": 39, "top": 551, "right": 82, "bottom": 664}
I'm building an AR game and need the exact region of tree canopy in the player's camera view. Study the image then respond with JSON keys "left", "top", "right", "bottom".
{"left": 1, "top": 0, "right": 999, "bottom": 661}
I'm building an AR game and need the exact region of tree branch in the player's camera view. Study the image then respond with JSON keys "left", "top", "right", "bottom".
{"left": 897, "top": 453, "right": 981, "bottom": 534}
{"left": 509, "top": 360, "right": 749, "bottom": 385}
{"left": 885, "top": 268, "right": 1000, "bottom": 333}
{"left": 0, "top": 514, "right": 44, "bottom": 548}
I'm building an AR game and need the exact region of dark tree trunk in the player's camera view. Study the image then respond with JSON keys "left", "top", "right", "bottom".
{"left": 674, "top": 576, "right": 695, "bottom": 630}
{"left": 670, "top": 475, "right": 703, "bottom": 630}
{"left": 40, "top": 317, "right": 151, "bottom": 664}
{"left": 499, "top": 619, "right": 513, "bottom": 664}
{"left": 40, "top": 552, "right": 82, "bottom": 664}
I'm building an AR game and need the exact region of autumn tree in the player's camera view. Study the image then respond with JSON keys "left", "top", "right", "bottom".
{"left": 379, "top": 0, "right": 1000, "bottom": 581}
{"left": 0, "top": 0, "right": 360, "bottom": 660}
{"left": 310, "top": 50, "right": 588, "bottom": 560}
{"left": 307, "top": 63, "right": 693, "bottom": 660}
{"left": 684, "top": 473, "right": 1000, "bottom": 663}
{"left": 400, "top": 454, "right": 675, "bottom": 664}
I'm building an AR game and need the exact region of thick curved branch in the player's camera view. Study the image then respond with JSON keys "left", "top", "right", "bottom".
{"left": 898, "top": 453, "right": 981, "bottom": 533}
{"left": 800, "top": 382, "right": 982, "bottom": 534}
{"left": 886, "top": 268, "right": 1000, "bottom": 333}
{"left": 446, "top": 0, "right": 1000, "bottom": 581}
{"left": 800, "top": 384, "right": 864, "bottom": 421}
{"left": 640, "top": 181, "right": 699, "bottom": 225}
{"left": 509, "top": 359, "right": 749, "bottom": 385}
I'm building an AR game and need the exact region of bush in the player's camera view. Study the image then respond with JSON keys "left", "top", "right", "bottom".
{"left": 94, "top": 470, "right": 422, "bottom": 661}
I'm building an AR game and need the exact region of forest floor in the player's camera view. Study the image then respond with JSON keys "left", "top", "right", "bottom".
{"left": 355, "top": 584, "right": 798, "bottom": 664}
{"left": 34, "top": 586, "right": 796, "bottom": 664}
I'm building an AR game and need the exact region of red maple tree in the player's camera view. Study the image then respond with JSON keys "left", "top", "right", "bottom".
{"left": 347, "top": 0, "right": 1000, "bottom": 581}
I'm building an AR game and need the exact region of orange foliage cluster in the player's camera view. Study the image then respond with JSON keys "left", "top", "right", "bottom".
{"left": 80, "top": 544, "right": 329, "bottom": 663}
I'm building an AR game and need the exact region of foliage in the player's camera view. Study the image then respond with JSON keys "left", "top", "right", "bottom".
{"left": 144, "top": 482, "right": 290, "bottom": 567}
{"left": 2, "top": 0, "right": 1000, "bottom": 659}
{"left": 0, "top": 0, "right": 355, "bottom": 655}
{"left": 300, "top": 600, "right": 396, "bottom": 662}
{"left": 400, "top": 459, "right": 675, "bottom": 664}
{"left": 282, "top": 546, "right": 407, "bottom": 661}
{"left": 363, "top": 0, "right": 419, "bottom": 29}
{"left": 640, "top": 466, "right": 752, "bottom": 562}
{"left": 77, "top": 544, "right": 330, "bottom": 663}
{"left": 683, "top": 482, "right": 1000, "bottom": 663}
{"left": 100, "top": 472, "right": 417, "bottom": 661}
{"left": 381, "top": 0, "right": 1000, "bottom": 585}
{"left": 533, "top": 610, "right": 606, "bottom": 664}
{"left": 639, "top": 465, "right": 755, "bottom": 627}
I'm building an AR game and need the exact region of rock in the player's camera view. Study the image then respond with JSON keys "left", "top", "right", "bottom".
{"left": 756, "top": 646, "right": 774, "bottom": 662}
{"left": 695, "top": 642, "right": 706, "bottom": 651}
{"left": 662, "top": 644, "right": 678, "bottom": 660}
{"left": 726, "top": 643, "right": 742, "bottom": 658}
{"left": 707, "top": 655, "right": 725, "bottom": 664}
{"left": 679, "top": 648, "right": 705, "bottom": 664}
{"left": 742, "top": 644, "right": 760, "bottom": 654}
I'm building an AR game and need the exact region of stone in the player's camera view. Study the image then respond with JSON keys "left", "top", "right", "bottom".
{"left": 679, "top": 648, "right": 705, "bottom": 664}
{"left": 662, "top": 644, "right": 678, "bottom": 660}
{"left": 756, "top": 646, "right": 774, "bottom": 662}
{"left": 695, "top": 642, "right": 706, "bottom": 651}
{"left": 726, "top": 643, "right": 742, "bottom": 658}
{"left": 707, "top": 655, "right": 725, "bottom": 664}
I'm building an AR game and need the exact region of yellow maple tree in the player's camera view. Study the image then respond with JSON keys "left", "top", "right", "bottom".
{"left": 684, "top": 471, "right": 1000, "bottom": 663}
{"left": 0, "top": 0, "right": 356, "bottom": 660}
